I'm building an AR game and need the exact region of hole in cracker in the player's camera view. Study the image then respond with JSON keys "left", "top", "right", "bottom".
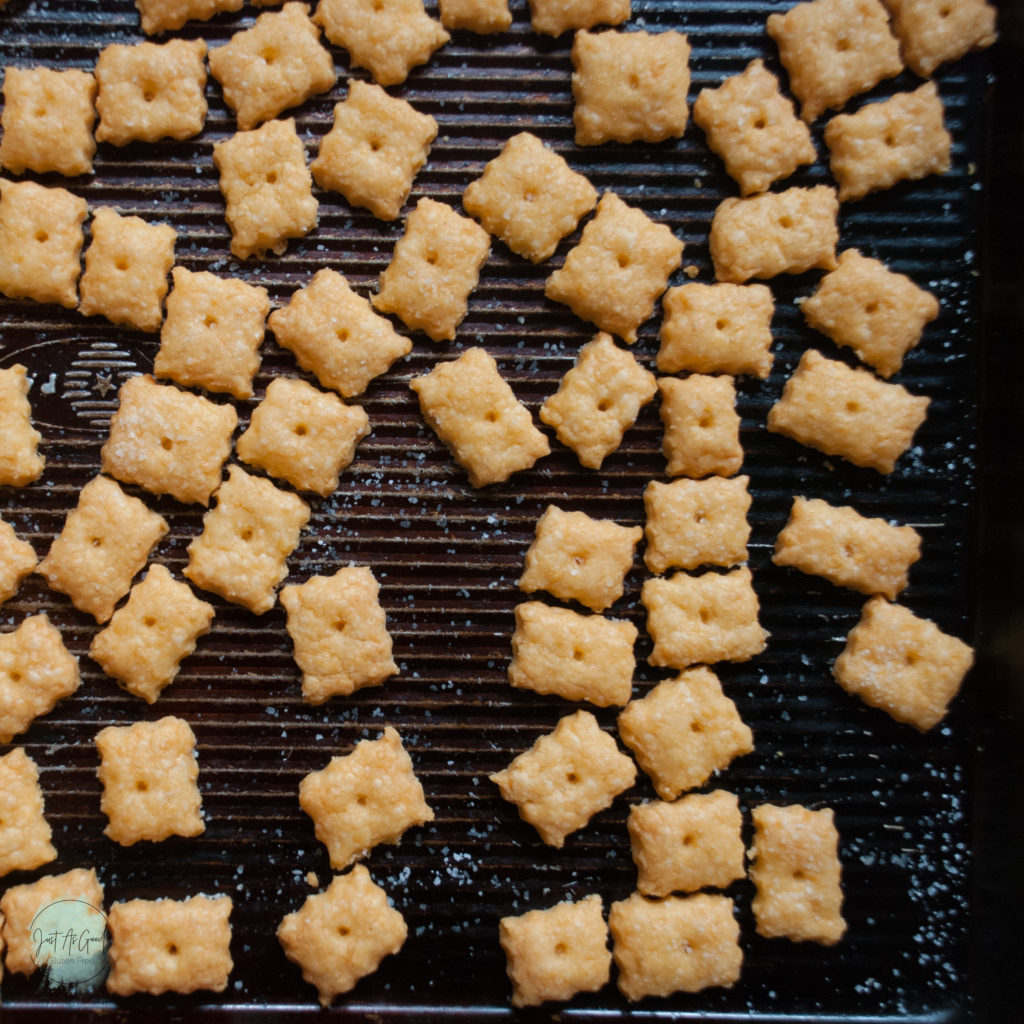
{"left": 616, "top": 253, "right": 630, "bottom": 269}
{"left": 522, "top": 190, "right": 537, "bottom": 203}
{"left": 166, "top": 942, "right": 178, "bottom": 954}
{"left": 554, "top": 941, "right": 569, "bottom": 956}
{"left": 425, "top": 251, "right": 438, "bottom": 266}
{"left": 136, "top": 779, "right": 149, "bottom": 792}
{"left": 368, "top": 138, "right": 382, "bottom": 153}
{"left": 843, "top": 544, "right": 856, "bottom": 559}
{"left": 690, "top": 719, "right": 704, "bottom": 733}
{"left": 884, "top": 134, "right": 896, "bottom": 148}
{"left": 865, "top": 301, "right": 879, "bottom": 314}
{"left": 334, "top": 618, "right": 347, "bottom": 632}
{"left": 693, "top": 511, "right": 706, "bottom": 524}
{"left": 698, "top": 607, "right": 710, "bottom": 624}
{"left": 597, "top": 398, "right": 611, "bottom": 412}
{"left": 683, "top": 833, "right": 695, "bottom": 846}
{"left": 715, "top": 318, "right": 729, "bottom": 331}
{"left": 115, "top": 257, "right": 129, "bottom": 271}
{"left": 698, "top": 414, "right": 714, "bottom": 429}
{"left": 566, "top": 771, "right": 580, "bottom": 784}
{"left": 336, "top": 326, "right": 350, "bottom": 342}
{"left": 90, "top": 536, "right": 103, "bottom": 547}
{"left": 846, "top": 400, "right": 860, "bottom": 413}
{"left": 35, "top": 230, "right": 49, "bottom": 243}
{"left": 205, "top": 315, "right": 217, "bottom": 328}
{"left": 261, "top": 47, "right": 277, "bottom": 65}
{"left": 337, "top": 925, "right": 350, "bottom": 937}
{"left": 835, "top": 37, "right": 850, "bottom": 52}
{"left": 266, "top": 171, "right": 278, "bottom": 185}
{"left": 939, "top": 4, "right": 951, "bottom": 17}
{"left": 294, "top": 424, "right": 308, "bottom": 437}
{"left": 10, "top": 670, "right": 21, "bottom": 683}
{"left": 778, "top": 216, "right": 793, "bottom": 230}
{"left": 356, "top": 794, "right": 367, "bottom": 805}
{"left": 143, "top": 616, "right": 157, "bottom": 628}
{"left": 753, "top": 117, "right": 766, "bottom": 130}
{"left": 142, "top": 86, "right": 156, "bottom": 103}
{"left": 572, "top": 646, "right": 586, "bottom": 662}
{"left": 240, "top": 528, "right": 254, "bottom": 542}
{"left": 161, "top": 437, "right": 173, "bottom": 450}
{"left": 792, "top": 868, "right": 806, "bottom": 880}
{"left": 905, "top": 650, "right": 920, "bottom": 666}
{"left": 485, "top": 410, "right": 499, "bottom": 423}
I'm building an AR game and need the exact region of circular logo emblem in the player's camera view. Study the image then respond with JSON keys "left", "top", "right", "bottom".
{"left": 29, "top": 899, "right": 110, "bottom": 990}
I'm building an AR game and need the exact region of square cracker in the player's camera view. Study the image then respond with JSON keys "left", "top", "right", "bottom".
{"left": 213, "top": 117, "right": 318, "bottom": 260}
{"left": 78, "top": 206, "right": 177, "bottom": 333}
{"left": 185, "top": 464, "right": 311, "bottom": 615}
{"left": 540, "top": 332, "right": 657, "bottom": 470}
{"left": 693, "top": 59, "right": 816, "bottom": 197}
{"left": 96, "top": 715, "right": 204, "bottom": 845}
{"left": 155, "top": 267, "right": 270, "bottom": 399}
{"left": 0, "top": 178, "right": 88, "bottom": 309}
{"left": 518, "top": 504, "right": 642, "bottom": 612}
{"left": 0, "top": 516, "right": 36, "bottom": 606}
{"left": 0, "top": 747, "right": 56, "bottom": 877}
{"left": 372, "top": 197, "right": 490, "bottom": 342}
{"left": 278, "top": 864, "right": 407, "bottom": 1007}
{"left": 499, "top": 894, "right": 611, "bottom": 1008}
{"left": 280, "top": 565, "right": 398, "bottom": 704}
{"left": 0, "top": 364, "right": 45, "bottom": 488}
{"left": 749, "top": 803, "right": 846, "bottom": 945}
{"left": 825, "top": 81, "right": 952, "bottom": 202}
{"left": 299, "top": 726, "right": 433, "bottom": 870}
{"left": 766, "top": 0, "right": 903, "bottom": 123}
{"left": 89, "top": 564, "right": 214, "bottom": 704}
{"left": 312, "top": 79, "right": 437, "bottom": 223}
{"left": 529, "top": 0, "right": 629, "bottom": 37}
{"left": 314, "top": 0, "right": 449, "bottom": 87}
{"left": 571, "top": 29, "right": 690, "bottom": 146}
{"left": 0, "top": 66, "right": 96, "bottom": 177}
{"left": 609, "top": 892, "right": 742, "bottom": 999}
{"left": 658, "top": 374, "right": 743, "bottom": 479}
{"left": 237, "top": 376, "right": 370, "bottom": 496}
{"left": 409, "top": 346, "right": 550, "bottom": 488}
{"left": 209, "top": 2, "right": 336, "bottom": 131}
{"left": 1, "top": 613, "right": 80, "bottom": 745}
{"left": 490, "top": 709, "right": 636, "bottom": 848}
{"left": 106, "top": 894, "right": 233, "bottom": 995}
{"left": 0, "top": 868, "right": 104, "bottom": 976}
{"left": 440, "top": 0, "right": 512, "bottom": 34}
{"left": 658, "top": 282, "right": 775, "bottom": 379}
{"left": 101, "top": 374, "right": 238, "bottom": 506}
{"left": 767, "top": 349, "right": 930, "bottom": 474}
{"left": 710, "top": 185, "right": 839, "bottom": 284}
{"left": 628, "top": 790, "right": 745, "bottom": 897}
{"left": 833, "top": 595, "right": 974, "bottom": 731}
{"left": 545, "top": 192, "right": 684, "bottom": 344}
{"left": 508, "top": 601, "right": 637, "bottom": 708}
{"left": 134, "top": 0, "right": 243, "bottom": 36}
{"left": 38, "top": 474, "right": 169, "bottom": 624}
{"left": 643, "top": 476, "right": 751, "bottom": 575}
{"left": 882, "top": 0, "right": 998, "bottom": 78}
{"left": 268, "top": 268, "right": 412, "bottom": 398}
{"left": 462, "top": 131, "right": 597, "bottom": 264}
{"left": 799, "top": 248, "right": 939, "bottom": 379}
{"left": 773, "top": 496, "right": 922, "bottom": 600}
{"left": 95, "top": 38, "right": 208, "bottom": 146}
{"left": 617, "top": 667, "right": 753, "bottom": 801}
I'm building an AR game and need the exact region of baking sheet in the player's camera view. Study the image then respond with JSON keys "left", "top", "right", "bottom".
{"left": 0, "top": 0, "right": 1014, "bottom": 1019}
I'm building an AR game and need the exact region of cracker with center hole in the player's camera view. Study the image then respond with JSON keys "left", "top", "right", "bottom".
{"left": 618, "top": 666, "right": 754, "bottom": 800}
{"left": 0, "top": 748, "right": 56, "bottom": 876}
{"left": 95, "top": 38, "right": 208, "bottom": 145}
{"left": 373, "top": 197, "right": 490, "bottom": 342}
{"left": 658, "top": 282, "right": 775, "bottom": 379}
{"left": 529, "top": 0, "right": 629, "bottom": 36}
{"left": 89, "top": 564, "right": 215, "bottom": 704}
{"left": 155, "top": 267, "right": 270, "bottom": 399}
{"left": 693, "top": 59, "right": 816, "bottom": 197}
{"left": 643, "top": 475, "right": 751, "bottom": 575}
{"left": 439, "top": 0, "right": 511, "bottom": 34}
{"left": 184, "top": 464, "right": 311, "bottom": 615}
{"left": 277, "top": 864, "right": 407, "bottom": 1007}
{"left": 508, "top": 601, "right": 637, "bottom": 708}
{"left": 882, "top": 0, "right": 998, "bottom": 78}
{"left": 78, "top": 206, "right": 176, "bottom": 333}
{"left": 96, "top": 715, "right": 204, "bottom": 845}
{"left": 314, "top": 0, "right": 449, "bottom": 87}
{"left": 0, "top": 178, "right": 88, "bottom": 309}
{"left": 0, "top": 66, "right": 96, "bottom": 177}
{"left": 38, "top": 474, "right": 169, "bottom": 624}
{"left": 609, "top": 892, "right": 742, "bottom": 999}
{"left": 766, "top": 0, "right": 903, "bottom": 122}
{"left": 799, "top": 249, "right": 939, "bottom": 378}
{"left": 658, "top": 374, "right": 743, "bottom": 479}
{"left": 519, "top": 505, "right": 642, "bottom": 612}
{"left": 213, "top": 116, "right": 318, "bottom": 260}
{"left": 1, "top": 613, "right": 80, "bottom": 744}
{"left": 628, "top": 790, "right": 745, "bottom": 897}
{"left": 709, "top": 186, "right": 839, "bottom": 284}
{"left": 540, "top": 332, "right": 657, "bottom": 470}
{"left": 0, "top": 516, "right": 36, "bottom": 606}
{"left": 101, "top": 374, "right": 238, "bottom": 506}
{"left": 106, "top": 894, "right": 233, "bottom": 996}
{"left": 280, "top": 566, "right": 398, "bottom": 704}
{"left": 312, "top": 79, "right": 437, "bottom": 222}
{"left": 134, "top": 0, "right": 243, "bottom": 36}
{"left": 0, "top": 364, "right": 44, "bottom": 488}
{"left": 409, "top": 346, "right": 550, "bottom": 487}
{"left": 825, "top": 81, "right": 952, "bottom": 202}
{"left": 268, "top": 268, "right": 412, "bottom": 398}
{"left": 462, "top": 131, "right": 597, "bottom": 264}
{"left": 490, "top": 709, "right": 636, "bottom": 848}
{"left": 749, "top": 803, "right": 846, "bottom": 945}
{"left": 773, "top": 496, "right": 922, "bottom": 600}
{"left": 499, "top": 894, "right": 611, "bottom": 1008}
{"left": 299, "top": 726, "right": 434, "bottom": 870}
{"left": 545, "top": 192, "right": 683, "bottom": 344}
{"left": 832, "top": 595, "right": 974, "bottom": 731}
{"left": 571, "top": 29, "right": 690, "bottom": 146}
{"left": 767, "top": 349, "right": 930, "bottom": 474}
